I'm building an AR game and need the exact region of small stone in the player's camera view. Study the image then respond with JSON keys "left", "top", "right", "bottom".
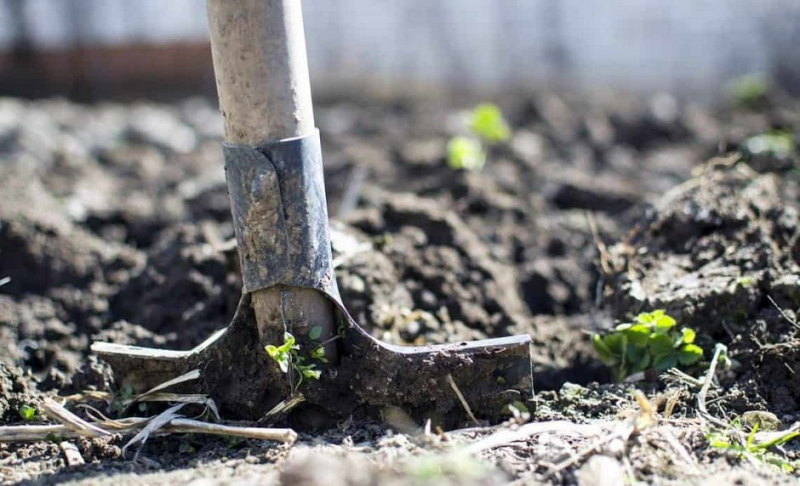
{"left": 741, "top": 410, "right": 782, "bottom": 432}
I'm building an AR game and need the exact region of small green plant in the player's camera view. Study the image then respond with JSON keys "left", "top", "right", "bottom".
{"left": 708, "top": 420, "right": 799, "bottom": 473}
{"left": 727, "top": 74, "right": 770, "bottom": 107}
{"left": 742, "top": 131, "right": 795, "bottom": 158}
{"left": 469, "top": 103, "right": 511, "bottom": 143}
{"left": 447, "top": 136, "right": 486, "bottom": 171}
{"left": 265, "top": 330, "right": 327, "bottom": 392}
{"left": 447, "top": 103, "right": 510, "bottom": 172}
{"left": 18, "top": 404, "right": 36, "bottom": 421}
{"left": 265, "top": 332, "right": 296, "bottom": 374}
{"left": 592, "top": 310, "right": 703, "bottom": 382}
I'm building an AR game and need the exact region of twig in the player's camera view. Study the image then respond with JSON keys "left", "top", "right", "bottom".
{"left": 76, "top": 404, "right": 127, "bottom": 428}
{"left": 0, "top": 424, "right": 95, "bottom": 442}
{"left": 586, "top": 212, "right": 611, "bottom": 275}
{"left": 166, "top": 419, "right": 297, "bottom": 443}
{"left": 767, "top": 295, "right": 800, "bottom": 331}
{"left": 131, "top": 369, "right": 201, "bottom": 404}
{"left": 697, "top": 344, "right": 728, "bottom": 428}
{"left": 259, "top": 394, "right": 305, "bottom": 423}
{"left": 664, "top": 368, "right": 706, "bottom": 388}
{"left": 42, "top": 398, "right": 111, "bottom": 438}
{"left": 446, "top": 374, "right": 479, "bottom": 426}
{"left": 134, "top": 393, "right": 221, "bottom": 422}
{"left": 123, "top": 403, "right": 186, "bottom": 460}
{"left": 0, "top": 414, "right": 297, "bottom": 446}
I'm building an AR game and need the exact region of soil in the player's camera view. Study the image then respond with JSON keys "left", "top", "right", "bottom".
{"left": 1, "top": 89, "right": 800, "bottom": 484}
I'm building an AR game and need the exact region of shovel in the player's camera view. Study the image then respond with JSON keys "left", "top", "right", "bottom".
{"left": 92, "top": 0, "right": 532, "bottom": 426}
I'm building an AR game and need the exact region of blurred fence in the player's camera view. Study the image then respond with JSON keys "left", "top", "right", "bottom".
{"left": 2, "top": 0, "right": 800, "bottom": 99}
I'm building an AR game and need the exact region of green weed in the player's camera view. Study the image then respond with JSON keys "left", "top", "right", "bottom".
{"left": 742, "top": 131, "right": 795, "bottom": 158}
{"left": 447, "top": 136, "right": 486, "bottom": 171}
{"left": 265, "top": 329, "right": 327, "bottom": 392}
{"left": 592, "top": 310, "right": 703, "bottom": 382}
{"left": 447, "top": 103, "right": 510, "bottom": 172}
{"left": 18, "top": 404, "right": 36, "bottom": 421}
{"left": 708, "top": 420, "right": 799, "bottom": 473}
{"left": 469, "top": 103, "right": 511, "bottom": 143}
{"left": 727, "top": 74, "right": 770, "bottom": 107}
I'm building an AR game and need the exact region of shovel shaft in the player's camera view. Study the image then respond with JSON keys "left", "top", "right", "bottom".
{"left": 207, "top": 0, "right": 336, "bottom": 363}
{"left": 208, "top": 0, "right": 314, "bottom": 142}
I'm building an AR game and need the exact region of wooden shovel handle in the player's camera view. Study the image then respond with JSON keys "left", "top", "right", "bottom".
{"left": 207, "top": 0, "right": 336, "bottom": 365}
{"left": 208, "top": 0, "right": 315, "bottom": 143}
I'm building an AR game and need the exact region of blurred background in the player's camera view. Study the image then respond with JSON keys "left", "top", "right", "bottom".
{"left": 2, "top": 0, "right": 800, "bottom": 100}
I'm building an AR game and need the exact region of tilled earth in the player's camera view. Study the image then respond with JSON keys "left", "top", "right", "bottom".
{"left": 2, "top": 89, "right": 800, "bottom": 484}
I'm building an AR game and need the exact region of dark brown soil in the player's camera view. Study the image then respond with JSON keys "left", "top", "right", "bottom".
{"left": 2, "top": 90, "right": 800, "bottom": 484}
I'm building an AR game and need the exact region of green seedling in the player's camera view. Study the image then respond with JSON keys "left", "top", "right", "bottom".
{"left": 18, "top": 404, "right": 36, "bottom": 421}
{"left": 447, "top": 103, "right": 510, "bottom": 172}
{"left": 592, "top": 310, "right": 703, "bottom": 382}
{"left": 447, "top": 136, "right": 486, "bottom": 171}
{"left": 469, "top": 103, "right": 511, "bottom": 144}
{"left": 727, "top": 74, "right": 770, "bottom": 107}
{"left": 265, "top": 332, "right": 296, "bottom": 374}
{"left": 743, "top": 131, "right": 795, "bottom": 158}
{"left": 708, "top": 420, "right": 799, "bottom": 473}
{"left": 265, "top": 330, "right": 328, "bottom": 392}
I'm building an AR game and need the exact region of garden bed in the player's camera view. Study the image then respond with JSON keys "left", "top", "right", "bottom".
{"left": 1, "top": 88, "right": 799, "bottom": 484}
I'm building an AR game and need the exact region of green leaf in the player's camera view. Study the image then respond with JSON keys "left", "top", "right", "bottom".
{"left": 680, "top": 328, "right": 696, "bottom": 344}
{"left": 301, "top": 368, "right": 321, "bottom": 380}
{"left": 447, "top": 136, "right": 486, "bottom": 171}
{"left": 592, "top": 334, "right": 616, "bottom": 364}
{"left": 623, "top": 324, "right": 651, "bottom": 347}
{"left": 653, "top": 353, "right": 678, "bottom": 371}
{"left": 747, "top": 423, "right": 759, "bottom": 449}
{"left": 19, "top": 404, "right": 36, "bottom": 421}
{"left": 626, "top": 345, "right": 650, "bottom": 373}
{"left": 602, "top": 333, "right": 625, "bottom": 355}
{"left": 615, "top": 323, "right": 632, "bottom": 331}
{"left": 308, "top": 326, "right": 322, "bottom": 341}
{"left": 677, "top": 344, "right": 704, "bottom": 365}
{"left": 310, "top": 345, "right": 328, "bottom": 363}
{"left": 265, "top": 345, "right": 290, "bottom": 373}
{"left": 653, "top": 314, "right": 676, "bottom": 331}
{"left": 468, "top": 104, "right": 510, "bottom": 143}
{"left": 277, "top": 332, "right": 296, "bottom": 354}
{"left": 635, "top": 310, "right": 676, "bottom": 332}
{"left": 708, "top": 433, "right": 732, "bottom": 449}
{"left": 648, "top": 334, "right": 675, "bottom": 356}
{"left": 265, "top": 344, "right": 280, "bottom": 359}
{"left": 635, "top": 310, "right": 660, "bottom": 325}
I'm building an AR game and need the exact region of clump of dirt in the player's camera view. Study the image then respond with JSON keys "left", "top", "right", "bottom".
{"left": 606, "top": 158, "right": 800, "bottom": 416}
